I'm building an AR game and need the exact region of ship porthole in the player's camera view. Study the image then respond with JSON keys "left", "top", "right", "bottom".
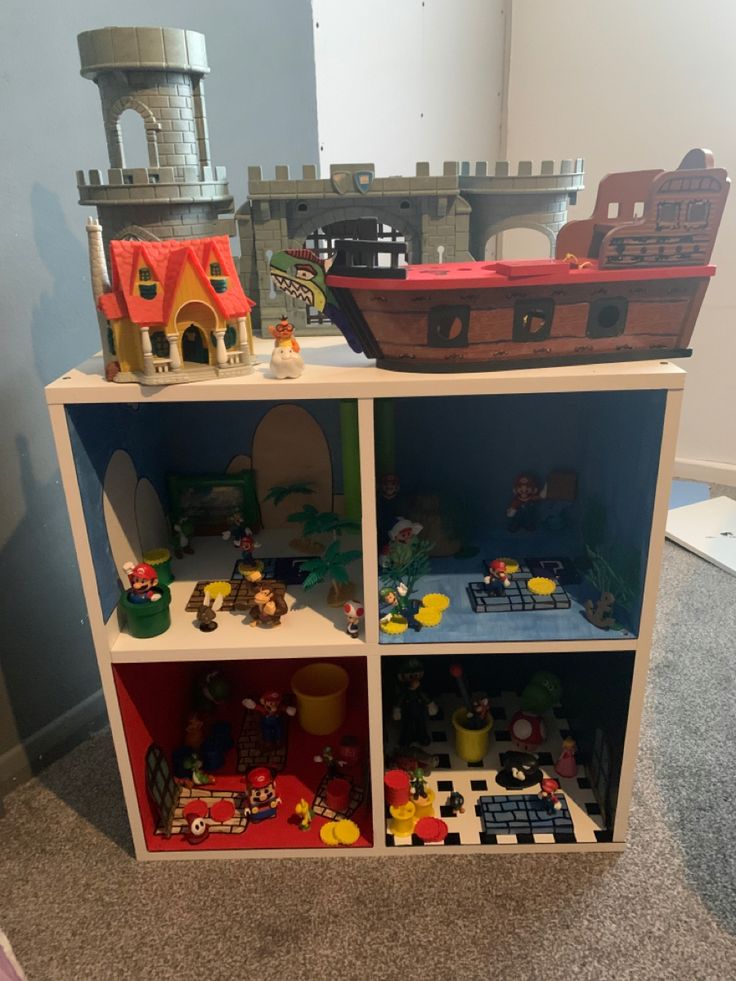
{"left": 587, "top": 297, "right": 628, "bottom": 339}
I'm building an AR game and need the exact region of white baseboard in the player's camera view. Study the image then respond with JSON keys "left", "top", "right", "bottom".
{"left": 0, "top": 689, "right": 107, "bottom": 799}
{"left": 674, "top": 456, "right": 736, "bottom": 487}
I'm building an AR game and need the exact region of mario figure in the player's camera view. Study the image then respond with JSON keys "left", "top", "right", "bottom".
{"left": 538, "top": 776, "right": 563, "bottom": 814}
{"left": 484, "top": 559, "right": 511, "bottom": 597}
{"left": 122, "top": 561, "right": 162, "bottom": 603}
{"left": 242, "top": 691, "right": 296, "bottom": 745}
{"left": 245, "top": 767, "right": 281, "bottom": 822}
{"left": 507, "top": 473, "right": 546, "bottom": 532}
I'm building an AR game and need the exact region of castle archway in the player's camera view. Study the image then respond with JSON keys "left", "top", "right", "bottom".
{"left": 483, "top": 221, "right": 556, "bottom": 261}
{"left": 108, "top": 96, "right": 162, "bottom": 169}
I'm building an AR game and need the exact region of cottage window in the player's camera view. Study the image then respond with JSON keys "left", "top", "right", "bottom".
{"left": 209, "top": 262, "right": 222, "bottom": 276}
{"left": 139, "top": 267, "right": 152, "bottom": 281}
{"left": 150, "top": 331, "right": 169, "bottom": 357}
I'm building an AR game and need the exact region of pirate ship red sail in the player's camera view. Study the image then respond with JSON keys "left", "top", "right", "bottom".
{"left": 269, "top": 149, "right": 728, "bottom": 372}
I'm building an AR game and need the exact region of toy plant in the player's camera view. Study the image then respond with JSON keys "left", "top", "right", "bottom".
{"left": 264, "top": 481, "right": 314, "bottom": 509}
{"left": 379, "top": 535, "right": 449, "bottom": 634}
{"left": 298, "top": 539, "right": 362, "bottom": 607}
{"left": 288, "top": 504, "right": 360, "bottom": 556}
{"left": 581, "top": 497, "right": 640, "bottom": 631}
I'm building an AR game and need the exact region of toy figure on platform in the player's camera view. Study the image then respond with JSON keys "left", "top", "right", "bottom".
{"left": 269, "top": 316, "right": 304, "bottom": 379}
{"left": 409, "top": 768, "right": 429, "bottom": 801}
{"left": 171, "top": 518, "right": 194, "bottom": 558}
{"left": 507, "top": 473, "right": 546, "bottom": 532}
{"left": 343, "top": 600, "right": 364, "bottom": 638}
{"left": 294, "top": 798, "right": 313, "bottom": 831}
{"left": 223, "top": 513, "right": 261, "bottom": 570}
{"left": 538, "top": 777, "right": 562, "bottom": 814}
{"left": 122, "top": 561, "right": 162, "bottom": 603}
{"left": 378, "top": 473, "right": 401, "bottom": 503}
{"left": 249, "top": 585, "right": 288, "bottom": 628}
{"left": 193, "top": 670, "right": 231, "bottom": 716}
{"left": 447, "top": 790, "right": 465, "bottom": 815}
{"left": 380, "top": 583, "right": 423, "bottom": 632}
{"left": 380, "top": 517, "right": 423, "bottom": 568}
{"left": 484, "top": 558, "right": 512, "bottom": 597}
{"left": 245, "top": 767, "right": 282, "bottom": 822}
{"left": 496, "top": 750, "right": 542, "bottom": 789}
{"left": 195, "top": 581, "right": 231, "bottom": 632}
{"left": 554, "top": 737, "right": 578, "bottom": 778}
{"left": 315, "top": 735, "right": 362, "bottom": 783}
{"left": 181, "top": 753, "right": 215, "bottom": 787}
{"left": 242, "top": 691, "right": 296, "bottom": 746}
{"left": 389, "top": 518, "right": 423, "bottom": 546}
{"left": 184, "top": 813, "right": 210, "bottom": 845}
{"left": 392, "top": 657, "right": 438, "bottom": 746}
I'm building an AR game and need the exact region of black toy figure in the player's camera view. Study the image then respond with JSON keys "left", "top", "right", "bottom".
{"left": 392, "top": 657, "right": 438, "bottom": 746}
{"left": 495, "top": 750, "right": 542, "bottom": 789}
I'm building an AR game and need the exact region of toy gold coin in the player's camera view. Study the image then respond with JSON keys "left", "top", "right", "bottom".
{"left": 528, "top": 576, "right": 556, "bottom": 595}
{"left": 333, "top": 819, "right": 360, "bottom": 845}
{"left": 319, "top": 822, "right": 340, "bottom": 846}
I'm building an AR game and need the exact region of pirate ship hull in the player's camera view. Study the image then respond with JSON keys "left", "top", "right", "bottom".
{"left": 328, "top": 262, "right": 714, "bottom": 373}
{"left": 321, "top": 149, "right": 728, "bottom": 373}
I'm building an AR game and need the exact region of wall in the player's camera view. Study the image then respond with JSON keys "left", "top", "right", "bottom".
{"left": 312, "top": 0, "right": 508, "bottom": 174}
{"left": 506, "top": 0, "right": 736, "bottom": 482}
{"left": 0, "top": 0, "right": 319, "bottom": 792}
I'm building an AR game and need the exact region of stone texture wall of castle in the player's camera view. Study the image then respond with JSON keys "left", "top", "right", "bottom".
{"left": 237, "top": 159, "right": 583, "bottom": 335}
{"left": 94, "top": 201, "right": 233, "bottom": 251}
{"left": 94, "top": 71, "right": 200, "bottom": 170}
{"left": 77, "top": 26, "right": 232, "bottom": 251}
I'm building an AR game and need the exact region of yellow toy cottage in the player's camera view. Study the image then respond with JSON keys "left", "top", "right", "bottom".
{"left": 87, "top": 218, "right": 255, "bottom": 385}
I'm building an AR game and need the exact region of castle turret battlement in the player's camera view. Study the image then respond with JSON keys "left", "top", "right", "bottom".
{"left": 76, "top": 167, "right": 231, "bottom": 206}
{"left": 78, "top": 26, "right": 231, "bottom": 249}
{"left": 245, "top": 159, "right": 585, "bottom": 200}
{"left": 78, "top": 26, "right": 209, "bottom": 77}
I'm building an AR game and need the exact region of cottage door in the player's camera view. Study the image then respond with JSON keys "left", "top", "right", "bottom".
{"left": 181, "top": 324, "right": 209, "bottom": 364}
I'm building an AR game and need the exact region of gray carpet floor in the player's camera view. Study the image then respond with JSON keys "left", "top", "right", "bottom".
{"left": 2, "top": 539, "right": 736, "bottom": 981}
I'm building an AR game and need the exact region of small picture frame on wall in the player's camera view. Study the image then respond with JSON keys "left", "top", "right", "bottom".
{"left": 167, "top": 472, "right": 261, "bottom": 535}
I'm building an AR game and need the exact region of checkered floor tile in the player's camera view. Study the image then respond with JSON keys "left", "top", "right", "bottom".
{"left": 386, "top": 692, "right": 606, "bottom": 847}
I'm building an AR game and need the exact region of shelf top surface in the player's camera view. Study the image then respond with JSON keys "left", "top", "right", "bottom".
{"left": 46, "top": 337, "right": 686, "bottom": 405}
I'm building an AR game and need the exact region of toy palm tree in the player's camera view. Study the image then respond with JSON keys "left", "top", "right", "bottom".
{"left": 288, "top": 505, "right": 361, "bottom": 555}
{"left": 264, "top": 482, "right": 314, "bottom": 507}
{"left": 287, "top": 504, "right": 326, "bottom": 554}
{"left": 298, "top": 539, "right": 362, "bottom": 607}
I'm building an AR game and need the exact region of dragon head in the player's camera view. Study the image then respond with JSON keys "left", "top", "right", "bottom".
{"left": 269, "top": 249, "right": 335, "bottom": 310}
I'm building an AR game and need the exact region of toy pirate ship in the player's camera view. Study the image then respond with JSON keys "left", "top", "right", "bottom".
{"left": 270, "top": 149, "right": 728, "bottom": 372}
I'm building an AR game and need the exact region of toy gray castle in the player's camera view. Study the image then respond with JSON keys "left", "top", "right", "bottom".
{"left": 76, "top": 26, "right": 584, "bottom": 336}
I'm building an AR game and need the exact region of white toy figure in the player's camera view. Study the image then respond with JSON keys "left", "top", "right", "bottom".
{"left": 269, "top": 316, "right": 304, "bottom": 379}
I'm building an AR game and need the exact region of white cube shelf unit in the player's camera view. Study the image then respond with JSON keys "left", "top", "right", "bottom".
{"left": 46, "top": 337, "right": 683, "bottom": 860}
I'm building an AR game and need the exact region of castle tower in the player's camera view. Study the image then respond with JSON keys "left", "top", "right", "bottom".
{"left": 76, "top": 27, "right": 233, "bottom": 250}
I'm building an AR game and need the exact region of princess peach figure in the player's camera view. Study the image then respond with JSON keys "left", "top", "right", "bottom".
{"left": 554, "top": 737, "right": 578, "bottom": 778}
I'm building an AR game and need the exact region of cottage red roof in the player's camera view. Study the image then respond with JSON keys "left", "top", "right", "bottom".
{"left": 98, "top": 236, "right": 255, "bottom": 326}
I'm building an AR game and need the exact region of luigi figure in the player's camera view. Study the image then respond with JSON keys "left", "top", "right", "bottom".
{"left": 392, "top": 657, "right": 438, "bottom": 746}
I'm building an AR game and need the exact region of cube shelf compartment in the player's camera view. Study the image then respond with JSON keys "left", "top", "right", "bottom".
{"left": 46, "top": 336, "right": 683, "bottom": 859}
